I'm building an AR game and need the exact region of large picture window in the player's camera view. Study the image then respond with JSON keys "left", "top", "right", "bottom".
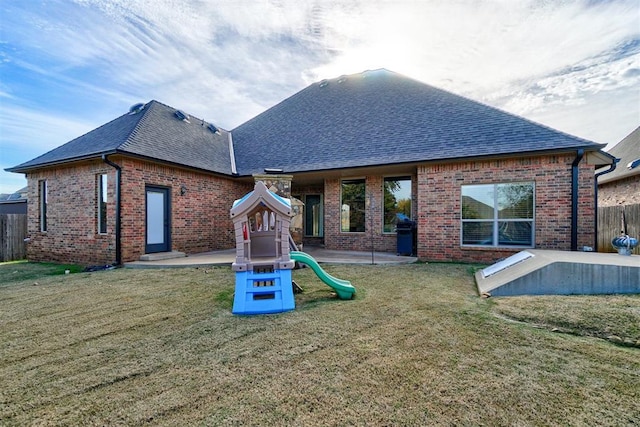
{"left": 98, "top": 174, "right": 108, "bottom": 234}
{"left": 461, "top": 182, "right": 534, "bottom": 247}
{"left": 39, "top": 180, "right": 47, "bottom": 232}
{"left": 341, "top": 179, "right": 365, "bottom": 232}
{"left": 383, "top": 177, "right": 412, "bottom": 232}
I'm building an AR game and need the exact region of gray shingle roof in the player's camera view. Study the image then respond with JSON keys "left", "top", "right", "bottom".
{"left": 598, "top": 126, "right": 640, "bottom": 184}
{"left": 7, "top": 101, "right": 233, "bottom": 175}
{"left": 232, "top": 69, "right": 604, "bottom": 176}
{"left": 8, "top": 69, "right": 608, "bottom": 177}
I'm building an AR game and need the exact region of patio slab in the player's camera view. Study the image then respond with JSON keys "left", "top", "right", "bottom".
{"left": 124, "top": 246, "right": 417, "bottom": 269}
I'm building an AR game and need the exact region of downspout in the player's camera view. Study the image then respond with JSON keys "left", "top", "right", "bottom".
{"left": 593, "top": 157, "right": 619, "bottom": 250}
{"left": 570, "top": 149, "right": 584, "bottom": 251}
{"left": 102, "top": 154, "right": 122, "bottom": 266}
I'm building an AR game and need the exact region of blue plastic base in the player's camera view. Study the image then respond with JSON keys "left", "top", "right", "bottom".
{"left": 232, "top": 269, "right": 295, "bottom": 315}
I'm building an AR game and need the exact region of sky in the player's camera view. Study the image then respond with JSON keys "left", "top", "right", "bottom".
{"left": 1, "top": 0, "right": 639, "bottom": 194}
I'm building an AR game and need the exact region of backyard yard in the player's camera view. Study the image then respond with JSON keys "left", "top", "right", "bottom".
{"left": 0, "top": 261, "right": 638, "bottom": 426}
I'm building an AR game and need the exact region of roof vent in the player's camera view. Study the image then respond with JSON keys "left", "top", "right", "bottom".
{"left": 319, "top": 79, "right": 328, "bottom": 88}
{"left": 175, "top": 110, "right": 190, "bottom": 122}
{"left": 208, "top": 123, "right": 221, "bottom": 134}
{"left": 128, "top": 103, "right": 145, "bottom": 114}
{"left": 627, "top": 159, "right": 640, "bottom": 170}
{"left": 264, "top": 168, "right": 283, "bottom": 174}
{"left": 337, "top": 75, "right": 347, "bottom": 83}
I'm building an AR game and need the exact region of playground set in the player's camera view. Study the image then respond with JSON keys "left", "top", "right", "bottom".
{"left": 230, "top": 181, "right": 355, "bottom": 315}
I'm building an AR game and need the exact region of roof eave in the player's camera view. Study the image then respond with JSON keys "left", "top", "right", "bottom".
{"left": 242, "top": 144, "right": 611, "bottom": 176}
{"left": 6, "top": 149, "right": 236, "bottom": 178}
{"left": 5, "top": 150, "right": 120, "bottom": 173}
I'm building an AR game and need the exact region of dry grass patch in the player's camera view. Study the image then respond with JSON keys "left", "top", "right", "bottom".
{"left": 491, "top": 294, "right": 640, "bottom": 346}
{"left": 0, "top": 262, "right": 638, "bottom": 426}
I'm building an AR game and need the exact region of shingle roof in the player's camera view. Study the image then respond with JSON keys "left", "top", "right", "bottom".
{"left": 232, "top": 69, "right": 604, "bottom": 176}
{"left": 7, "top": 101, "right": 234, "bottom": 175}
{"left": 598, "top": 126, "right": 640, "bottom": 184}
{"left": 8, "top": 69, "right": 608, "bottom": 178}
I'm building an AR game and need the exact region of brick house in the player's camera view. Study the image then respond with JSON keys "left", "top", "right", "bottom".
{"left": 597, "top": 126, "right": 640, "bottom": 207}
{"left": 7, "top": 69, "right": 615, "bottom": 266}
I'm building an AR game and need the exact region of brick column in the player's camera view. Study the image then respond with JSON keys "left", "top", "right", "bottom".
{"left": 252, "top": 174, "right": 304, "bottom": 248}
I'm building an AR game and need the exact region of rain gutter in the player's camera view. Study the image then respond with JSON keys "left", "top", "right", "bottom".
{"left": 571, "top": 149, "right": 584, "bottom": 251}
{"left": 102, "top": 154, "right": 122, "bottom": 266}
{"left": 593, "top": 156, "right": 619, "bottom": 249}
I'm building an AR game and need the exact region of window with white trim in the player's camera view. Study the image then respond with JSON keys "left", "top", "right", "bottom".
{"left": 461, "top": 182, "right": 534, "bottom": 247}
{"left": 39, "top": 180, "right": 47, "bottom": 232}
{"left": 98, "top": 174, "right": 108, "bottom": 234}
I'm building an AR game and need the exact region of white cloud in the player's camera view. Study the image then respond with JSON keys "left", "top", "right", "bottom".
{"left": 0, "top": 0, "right": 638, "bottom": 194}
{"left": 0, "top": 106, "right": 103, "bottom": 194}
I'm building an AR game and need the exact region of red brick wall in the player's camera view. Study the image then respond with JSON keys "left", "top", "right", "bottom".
{"left": 416, "top": 154, "right": 596, "bottom": 263}
{"left": 22, "top": 153, "right": 598, "bottom": 266}
{"left": 119, "top": 158, "right": 251, "bottom": 263}
{"left": 24, "top": 157, "right": 251, "bottom": 266}
{"left": 598, "top": 175, "right": 640, "bottom": 207}
{"left": 322, "top": 176, "right": 406, "bottom": 253}
{"left": 25, "top": 161, "right": 116, "bottom": 266}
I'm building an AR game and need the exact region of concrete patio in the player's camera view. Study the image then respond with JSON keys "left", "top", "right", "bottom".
{"left": 125, "top": 246, "right": 418, "bottom": 269}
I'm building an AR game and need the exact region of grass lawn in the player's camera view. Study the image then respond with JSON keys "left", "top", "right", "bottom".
{"left": 0, "top": 261, "right": 638, "bottom": 426}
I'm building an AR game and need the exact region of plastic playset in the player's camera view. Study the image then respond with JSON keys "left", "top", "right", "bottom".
{"left": 230, "top": 181, "right": 355, "bottom": 315}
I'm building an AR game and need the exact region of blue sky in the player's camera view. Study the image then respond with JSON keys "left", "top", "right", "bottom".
{"left": 1, "top": 0, "right": 639, "bottom": 194}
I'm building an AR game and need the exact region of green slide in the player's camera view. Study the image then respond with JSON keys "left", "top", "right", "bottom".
{"left": 290, "top": 251, "right": 356, "bottom": 300}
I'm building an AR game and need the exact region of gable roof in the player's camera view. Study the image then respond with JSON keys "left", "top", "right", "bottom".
{"left": 232, "top": 69, "right": 605, "bottom": 176}
{"left": 597, "top": 126, "right": 640, "bottom": 184}
{"left": 7, "top": 100, "right": 234, "bottom": 175}
{"left": 230, "top": 180, "right": 292, "bottom": 219}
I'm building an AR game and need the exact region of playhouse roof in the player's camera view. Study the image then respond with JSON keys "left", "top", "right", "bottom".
{"left": 230, "top": 181, "right": 292, "bottom": 219}
{"left": 7, "top": 100, "right": 234, "bottom": 175}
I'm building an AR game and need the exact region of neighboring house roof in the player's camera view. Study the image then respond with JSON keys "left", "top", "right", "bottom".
{"left": 8, "top": 69, "right": 610, "bottom": 177}
{"left": 232, "top": 69, "right": 606, "bottom": 176}
{"left": 0, "top": 186, "right": 28, "bottom": 203}
{"left": 597, "top": 126, "right": 640, "bottom": 184}
{"left": 7, "top": 101, "right": 234, "bottom": 175}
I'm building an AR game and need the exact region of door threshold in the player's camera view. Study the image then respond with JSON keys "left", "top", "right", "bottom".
{"left": 139, "top": 251, "right": 186, "bottom": 261}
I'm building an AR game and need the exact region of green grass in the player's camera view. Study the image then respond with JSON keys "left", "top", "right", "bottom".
{"left": 0, "top": 261, "right": 83, "bottom": 285}
{"left": 0, "top": 262, "right": 638, "bottom": 426}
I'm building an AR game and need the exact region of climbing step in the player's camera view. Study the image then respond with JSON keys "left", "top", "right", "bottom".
{"left": 232, "top": 269, "right": 295, "bottom": 315}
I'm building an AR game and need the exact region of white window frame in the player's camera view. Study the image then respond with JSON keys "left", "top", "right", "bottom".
{"left": 461, "top": 182, "right": 535, "bottom": 248}
{"left": 98, "top": 174, "right": 108, "bottom": 234}
{"left": 39, "top": 180, "right": 47, "bottom": 232}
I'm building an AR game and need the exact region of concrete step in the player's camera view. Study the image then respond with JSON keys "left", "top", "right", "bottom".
{"left": 139, "top": 251, "right": 186, "bottom": 261}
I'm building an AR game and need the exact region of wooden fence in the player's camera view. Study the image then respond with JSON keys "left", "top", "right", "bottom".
{"left": 0, "top": 214, "right": 27, "bottom": 262}
{"left": 597, "top": 204, "right": 640, "bottom": 255}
